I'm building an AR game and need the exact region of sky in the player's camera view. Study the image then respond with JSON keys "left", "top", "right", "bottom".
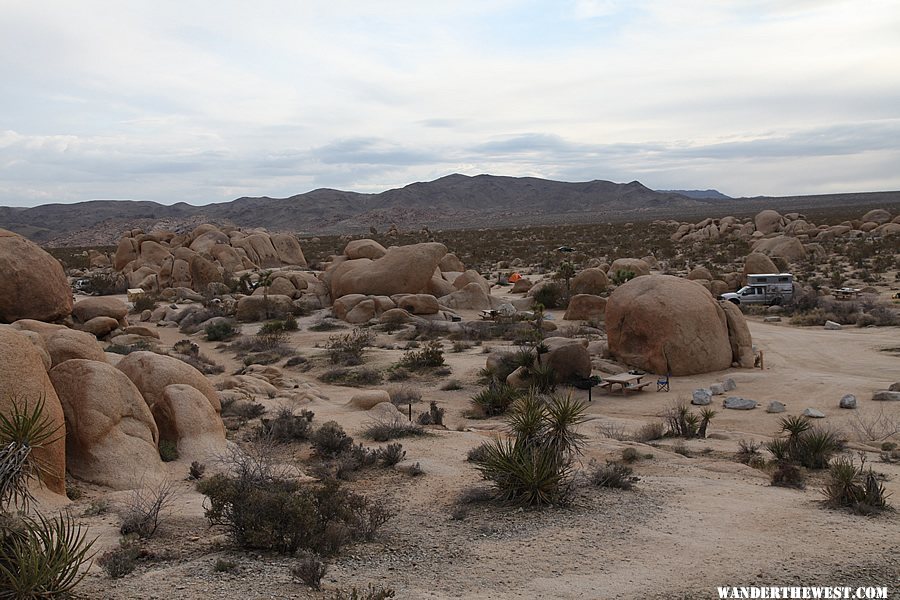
{"left": 1, "top": 0, "right": 900, "bottom": 207}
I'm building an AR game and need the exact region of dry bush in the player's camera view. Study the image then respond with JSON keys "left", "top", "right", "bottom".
{"left": 119, "top": 480, "right": 175, "bottom": 539}
{"left": 387, "top": 385, "right": 422, "bottom": 405}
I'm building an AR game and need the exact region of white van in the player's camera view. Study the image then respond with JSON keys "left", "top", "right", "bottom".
{"left": 720, "top": 273, "right": 794, "bottom": 306}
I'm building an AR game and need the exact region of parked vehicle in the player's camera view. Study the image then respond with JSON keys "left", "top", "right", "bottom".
{"left": 720, "top": 273, "right": 794, "bottom": 306}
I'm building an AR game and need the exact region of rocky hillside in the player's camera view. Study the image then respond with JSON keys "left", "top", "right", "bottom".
{"left": 3, "top": 173, "right": 900, "bottom": 246}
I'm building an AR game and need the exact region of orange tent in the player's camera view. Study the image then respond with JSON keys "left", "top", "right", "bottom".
{"left": 509, "top": 272, "right": 522, "bottom": 283}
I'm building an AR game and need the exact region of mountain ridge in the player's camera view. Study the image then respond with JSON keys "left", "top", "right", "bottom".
{"left": 2, "top": 173, "right": 899, "bottom": 246}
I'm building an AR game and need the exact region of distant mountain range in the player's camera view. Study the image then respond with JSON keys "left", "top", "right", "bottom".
{"left": 1, "top": 173, "right": 899, "bottom": 246}
{"left": 658, "top": 189, "right": 732, "bottom": 200}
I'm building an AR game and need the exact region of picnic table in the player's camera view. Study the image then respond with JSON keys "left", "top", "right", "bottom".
{"left": 600, "top": 372, "right": 651, "bottom": 395}
{"left": 834, "top": 287, "right": 861, "bottom": 300}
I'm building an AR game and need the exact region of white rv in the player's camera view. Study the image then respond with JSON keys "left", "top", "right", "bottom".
{"left": 720, "top": 273, "right": 794, "bottom": 306}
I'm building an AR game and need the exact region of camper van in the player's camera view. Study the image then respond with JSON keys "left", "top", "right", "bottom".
{"left": 719, "top": 273, "right": 794, "bottom": 306}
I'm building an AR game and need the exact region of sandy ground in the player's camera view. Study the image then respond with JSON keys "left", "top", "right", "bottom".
{"left": 58, "top": 294, "right": 900, "bottom": 600}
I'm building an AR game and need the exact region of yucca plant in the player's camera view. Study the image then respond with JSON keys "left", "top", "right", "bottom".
{"left": 779, "top": 415, "right": 812, "bottom": 441}
{"left": 527, "top": 362, "right": 557, "bottom": 394}
{"left": 697, "top": 408, "right": 716, "bottom": 439}
{"left": 0, "top": 396, "right": 61, "bottom": 512}
{"left": 470, "top": 382, "right": 521, "bottom": 417}
{"left": 795, "top": 428, "right": 840, "bottom": 469}
{"left": 0, "top": 512, "right": 96, "bottom": 596}
{"left": 823, "top": 456, "right": 891, "bottom": 514}
{"left": 471, "top": 392, "right": 586, "bottom": 508}
{"left": 0, "top": 396, "right": 96, "bottom": 597}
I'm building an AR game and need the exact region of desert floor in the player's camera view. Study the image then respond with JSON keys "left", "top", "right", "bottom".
{"left": 66, "top": 292, "right": 900, "bottom": 599}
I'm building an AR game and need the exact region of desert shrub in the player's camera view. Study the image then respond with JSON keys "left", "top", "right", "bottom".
{"left": 451, "top": 340, "right": 472, "bottom": 353}
{"left": 260, "top": 316, "right": 298, "bottom": 335}
{"left": 214, "top": 558, "right": 238, "bottom": 572}
{"left": 620, "top": 447, "right": 640, "bottom": 463}
{"left": 632, "top": 421, "right": 665, "bottom": 442}
{"left": 532, "top": 282, "right": 562, "bottom": 309}
{"left": 158, "top": 440, "right": 179, "bottom": 462}
{"left": 309, "top": 319, "right": 346, "bottom": 332}
{"left": 311, "top": 422, "right": 353, "bottom": 458}
{"left": 83, "top": 499, "right": 110, "bottom": 517}
{"left": 470, "top": 382, "right": 521, "bottom": 418}
{"left": 197, "top": 475, "right": 389, "bottom": 555}
{"left": 119, "top": 481, "right": 174, "bottom": 539}
{"left": 440, "top": 379, "right": 463, "bottom": 391}
{"left": 257, "top": 407, "right": 315, "bottom": 443}
{"left": 471, "top": 392, "right": 586, "bottom": 507}
{"left": 84, "top": 273, "right": 127, "bottom": 296}
{"left": 189, "top": 461, "right": 206, "bottom": 480}
{"left": 736, "top": 439, "right": 762, "bottom": 464}
{"left": 0, "top": 396, "right": 62, "bottom": 511}
{"left": 292, "top": 552, "right": 327, "bottom": 589}
{"left": 387, "top": 385, "right": 422, "bottom": 406}
{"left": 823, "top": 456, "right": 891, "bottom": 515}
{"left": 326, "top": 328, "right": 374, "bottom": 366}
{"left": 328, "top": 585, "right": 396, "bottom": 600}
{"left": 131, "top": 295, "right": 157, "bottom": 314}
{"left": 386, "top": 367, "right": 410, "bottom": 382}
{"left": 588, "top": 460, "right": 634, "bottom": 490}
{"left": 206, "top": 320, "right": 237, "bottom": 341}
{"left": 319, "top": 367, "right": 382, "bottom": 386}
{"left": 417, "top": 401, "right": 445, "bottom": 426}
{"left": 221, "top": 398, "right": 266, "bottom": 421}
{"left": 98, "top": 537, "right": 140, "bottom": 579}
{"left": 610, "top": 269, "right": 636, "bottom": 285}
{"left": 106, "top": 340, "right": 152, "bottom": 355}
{"left": 397, "top": 340, "right": 445, "bottom": 370}
{"left": 770, "top": 461, "right": 806, "bottom": 488}
{"left": 363, "top": 417, "right": 425, "bottom": 443}
{"left": 332, "top": 444, "right": 379, "bottom": 480}
{"left": 596, "top": 422, "right": 629, "bottom": 441}
{"left": 376, "top": 443, "right": 406, "bottom": 467}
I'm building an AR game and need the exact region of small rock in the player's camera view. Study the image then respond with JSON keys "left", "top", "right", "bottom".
{"left": 824, "top": 320, "right": 842, "bottom": 330}
{"left": 724, "top": 396, "right": 757, "bottom": 410}
{"left": 763, "top": 316, "right": 782, "bottom": 323}
{"left": 710, "top": 383, "right": 725, "bottom": 396}
{"left": 889, "top": 382, "right": 900, "bottom": 392}
{"left": 691, "top": 388, "right": 712, "bottom": 405}
{"left": 803, "top": 408, "right": 826, "bottom": 418}
{"left": 872, "top": 390, "right": 900, "bottom": 402}
{"left": 723, "top": 378, "right": 737, "bottom": 392}
{"left": 839, "top": 394, "right": 857, "bottom": 409}
{"left": 766, "top": 401, "right": 786, "bottom": 413}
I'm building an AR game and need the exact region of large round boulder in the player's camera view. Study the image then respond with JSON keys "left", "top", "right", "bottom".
{"left": 563, "top": 294, "right": 607, "bottom": 321}
{"left": 0, "top": 229, "right": 73, "bottom": 323}
{"left": 752, "top": 236, "right": 806, "bottom": 262}
{"left": 44, "top": 328, "right": 108, "bottom": 367}
{"left": 344, "top": 239, "right": 387, "bottom": 260}
{"left": 331, "top": 242, "right": 447, "bottom": 298}
{"left": 72, "top": 297, "right": 128, "bottom": 323}
{"left": 570, "top": 268, "right": 609, "bottom": 295}
{"left": 116, "top": 351, "right": 221, "bottom": 413}
{"left": 754, "top": 210, "right": 785, "bottom": 234}
{"left": 271, "top": 233, "right": 307, "bottom": 266}
{"left": 538, "top": 337, "right": 591, "bottom": 382}
{"left": 48, "top": 359, "right": 163, "bottom": 489}
{"left": 606, "top": 275, "right": 734, "bottom": 375}
{"left": 609, "top": 258, "right": 650, "bottom": 278}
{"left": 861, "top": 209, "right": 891, "bottom": 225}
{"left": 235, "top": 294, "right": 295, "bottom": 322}
{"left": 0, "top": 329, "right": 67, "bottom": 495}
{"left": 154, "top": 384, "right": 227, "bottom": 462}
{"left": 742, "top": 252, "right": 778, "bottom": 282}
{"left": 719, "top": 300, "right": 755, "bottom": 368}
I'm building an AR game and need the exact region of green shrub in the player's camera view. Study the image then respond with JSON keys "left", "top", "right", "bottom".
{"left": 197, "top": 476, "right": 389, "bottom": 555}
{"left": 311, "top": 422, "right": 353, "bottom": 458}
{"left": 158, "top": 440, "right": 179, "bottom": 462}
{"left": 259, "top": 316, "right": 298, "bottom": 335}
{"left": 131, "top": 295, "right": 157, "bottom": 314}
{"left": 376, "top": 443, "right": 406, "bottom": 467}
{"left": 98, "top": 537, "right": 140, "bottom": 579}
{"left": 319, "top": 367, "right": 382, "bottom": 386}
{"left": 766, "top": 416, "right": 841, "bottom": 470}
{"left": 363, "top": 417, "right": 426, "bottom": 443}
{"left": 328, "top": 584, "right": 396, "bottom": 600}
{"left": 397, "top": 340, "right": 446, "bottom": 370}
{"left": 206, "top": 321, "right": 237, "bottom": 341}
{"left": 326, "top": 328, "right": 374, "bottom": 365}
{"left": 532, "top": 282, "right": 562, "bottom": 309}
{"left": 256, "top": 408, "right": 314, "bottom": 443}
{"left": 611, "top": 269, "right": 636, "bottom": 285}
{"left": 470, "top": 382, "right": 521, "bottom": 418}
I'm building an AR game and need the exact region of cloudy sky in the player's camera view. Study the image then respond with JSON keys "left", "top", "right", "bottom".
{"left": 2, "top": 0, "right": 899, "bottom": 207}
